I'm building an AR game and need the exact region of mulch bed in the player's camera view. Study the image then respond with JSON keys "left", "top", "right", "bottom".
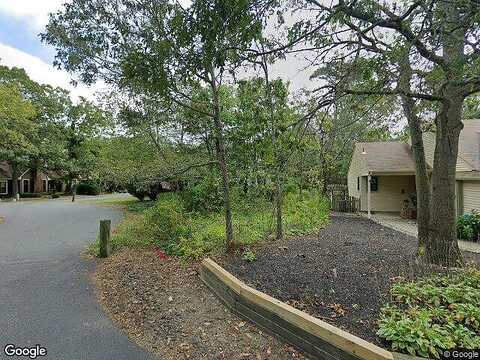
{"left": 94, "top": 248, "right": 306, "bottom": 360}
{"left": 222, "top": 214, "right": 480, "bottom": 347}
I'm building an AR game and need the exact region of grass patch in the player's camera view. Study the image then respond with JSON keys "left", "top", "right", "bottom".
{"left": 85, "top": 195, "right": 156, "bottom": 212}
{"left": 377, "top": 268, "right": 480, "bottom": 359}
{"left": 89, "top": 191, "right": 330, "bottom": 260}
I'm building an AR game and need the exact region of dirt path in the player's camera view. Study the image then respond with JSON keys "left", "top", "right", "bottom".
{"left": 95, "top": 248, "right": 305, "bottom": 360}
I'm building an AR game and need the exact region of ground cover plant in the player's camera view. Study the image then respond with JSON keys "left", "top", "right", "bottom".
{"left": 377, "top": 268, "right": 480, "bottom": 359}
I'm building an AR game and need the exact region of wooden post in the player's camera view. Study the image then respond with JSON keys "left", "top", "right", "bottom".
{"left": 99, "top": 219, "right": 111, "bottom": 258}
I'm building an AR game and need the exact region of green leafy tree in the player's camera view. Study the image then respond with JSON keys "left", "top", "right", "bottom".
{"left": 0, "top": 84, "right": 38, "bottom": 198}
{"left": 232, "top": 77, "right": 296, "bottom": 240}
{"left": 0, "top": 65, "right": 71, "bottom": 191}
{"left": 42, "top": 0, "right": 271, "bottom": 250}
{"left": 62, "top": 98, "right": 109, "bottom": 201}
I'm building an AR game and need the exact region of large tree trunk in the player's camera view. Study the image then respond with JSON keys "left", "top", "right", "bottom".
{"left": 398, "top": 53, "right": 431, "bottom": 253}
{"left": 209, "top": 67, "right": 234, "bottom": 250}
{"left": 424, "top": 0, "right": 465, "bottom": 267}
{"left": 11, "top": 163, "right": 19, "bottom": 200}
{"left": 406, "top": 110, "right": 431, "bottom": 253}
{"left": 426, "top": 96, "right": 464, "bottom": 267}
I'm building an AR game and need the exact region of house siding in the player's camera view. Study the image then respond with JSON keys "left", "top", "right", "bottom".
{"left": 423, "top": 129, "right": 477, "bottom": 172}
{"left": 347, "top": 144, "right": 366, "bottom": 199}
{"left": 360, "top": 175, "right": 416, "bottom": 212}
{"left": 422, "top": 132, "right": 436, "bottom": 169}
{"left": 463, "top": 181, "right": 480, "bottom": 213}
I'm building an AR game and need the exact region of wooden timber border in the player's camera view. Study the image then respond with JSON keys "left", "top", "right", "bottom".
{"left": 200, "top": 258, "right": 425, "bottom": 360}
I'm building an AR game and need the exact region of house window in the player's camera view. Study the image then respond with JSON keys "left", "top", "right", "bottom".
{"left": 0, "top": 180, "right": 7, "bottom": 195}
{"left": 370, "top": 176, "right": 378, "bottom": 191}
{"left": 357, "top": 177, "right": 360, "bottom": 191}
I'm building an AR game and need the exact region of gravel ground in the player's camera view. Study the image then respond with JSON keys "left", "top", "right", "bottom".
{"left": 95, "top": 248, "right": 306, "bottom": 360}
{"left": 222, "top": 214, "right": 480, "bottom": 347}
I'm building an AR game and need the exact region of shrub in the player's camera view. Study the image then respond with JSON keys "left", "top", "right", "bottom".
{"left": 284, "top": 191, "right": 330, "bottom": 235}
{"left": 19, "top": 193, "right": 43, "bottom": 198}
{"left": 178, "top": 220, "right": 225, "bottom": 260}
{"left": 181, "top": 176, "right": 223, "bottom": 213}
{"left": 377, "top": 268, "right": 480, "bottom": 359}
{"left": 76, "top": 181, "right": 101, "bottom": 195}
{"left": 234, "top": 207, "right": 273, "bottom": 245}
{"left": 93, "top": 191, "right": 331, "bottom": 261}
{"left": 125, "top": 180, "right": 165, "bottom": 201}
{"left": 148, "top": 183, "right": 160, "bottom": 201}
{"left": 125, "top": 183, "right": 148, "bottom": 201}
{"left": 457, "top": 210, "right": 480, "bottom": 241}
{"left": 143, "top": 198, "right": 191, "bottom": 255}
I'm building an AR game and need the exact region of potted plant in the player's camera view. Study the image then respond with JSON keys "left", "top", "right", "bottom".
{"left": 400, "top": 193, "right": 417, "bottom": 219}
{"left": 408, "top": 193, "right": 417, "bottom": 219}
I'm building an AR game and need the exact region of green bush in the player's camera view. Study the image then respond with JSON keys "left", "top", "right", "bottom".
{"left": 377, "top": 268, "right": 480, "bottom": 358}
{"left": 93, "top": 190, "right": 330, "bottom": 261}
{"left": 19, "top": 193, "right": 43, "bottom": 198}
{"left": 284, "top": 191, "right": 330, "bottom": 235}
{"left": 178, "top": 220, "right": 225, "bottom": 260}
{"left": 76, "top": 181, "right": 101, "bottom": 195}
{"left": 234, "top": 205, "right": 273, "bottom": 245}
{"left": 143, "top": 198, "right": 191, "bottom": 255}
{"left": 181, "top": 176, "right": 223, "bottom": 213}
{"left": 125, "top": 183, "right": 148, "bottom": 201}
{"left": 457, "top": 210, "right": 480, "bottom": 242}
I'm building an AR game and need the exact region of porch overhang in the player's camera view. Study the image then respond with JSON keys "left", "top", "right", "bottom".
{"left": 456, "top": 171, "right": 480, "bottom": 180}
{"left": 367, "top": 171, "right": 416, "bottom": 176}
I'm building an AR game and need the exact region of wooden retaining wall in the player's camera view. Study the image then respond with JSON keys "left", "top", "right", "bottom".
{"left": 200, "top": 258, "right": 398, "bottom": 360}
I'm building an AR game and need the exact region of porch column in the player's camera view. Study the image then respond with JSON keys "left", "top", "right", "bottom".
{"left": 367, "top": 174, "right": 371, "bottom": 219}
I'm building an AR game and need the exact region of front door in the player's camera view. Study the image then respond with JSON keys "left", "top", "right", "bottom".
{"left": 23, "top": 179, "right": 29, "bottom": 193}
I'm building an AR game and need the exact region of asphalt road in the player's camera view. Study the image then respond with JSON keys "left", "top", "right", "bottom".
{"left": 0, "top": 195, "right": 157, "bottom": 360}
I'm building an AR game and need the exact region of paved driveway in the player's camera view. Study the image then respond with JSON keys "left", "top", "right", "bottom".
{"left": 0, "top": 196, "right": 157, "bottom": 360}
{"left": 368, "top": 213, "right": 480, "bottom": 254}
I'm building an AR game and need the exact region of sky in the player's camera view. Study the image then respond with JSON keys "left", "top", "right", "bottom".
{"left": 0, "top": 1, "right": 315, "bottom": 101}
{"left": 0, "top": 0, "right": 103, "bottom": 100}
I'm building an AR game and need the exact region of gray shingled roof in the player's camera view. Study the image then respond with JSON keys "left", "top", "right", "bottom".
{"left": 355, "top": 141, "right": 416, "bottom": 173}
{"left": 357, "top": 119, "right": 480, "bottom": 174}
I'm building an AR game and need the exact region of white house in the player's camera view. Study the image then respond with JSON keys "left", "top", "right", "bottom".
{"left": 347, "top": 119, "right": 480, "bottom": 217}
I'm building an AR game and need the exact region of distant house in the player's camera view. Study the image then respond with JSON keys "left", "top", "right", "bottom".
{"left": 0, "top": 161, "right": 66, "bottom": 197}
{"left": 348, "top": 119, "right": 480, "bottom": 217}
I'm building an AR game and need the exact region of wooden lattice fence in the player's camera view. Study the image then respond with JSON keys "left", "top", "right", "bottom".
{"left": 330, "top": 195, "right": 360, "bottom": 213}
